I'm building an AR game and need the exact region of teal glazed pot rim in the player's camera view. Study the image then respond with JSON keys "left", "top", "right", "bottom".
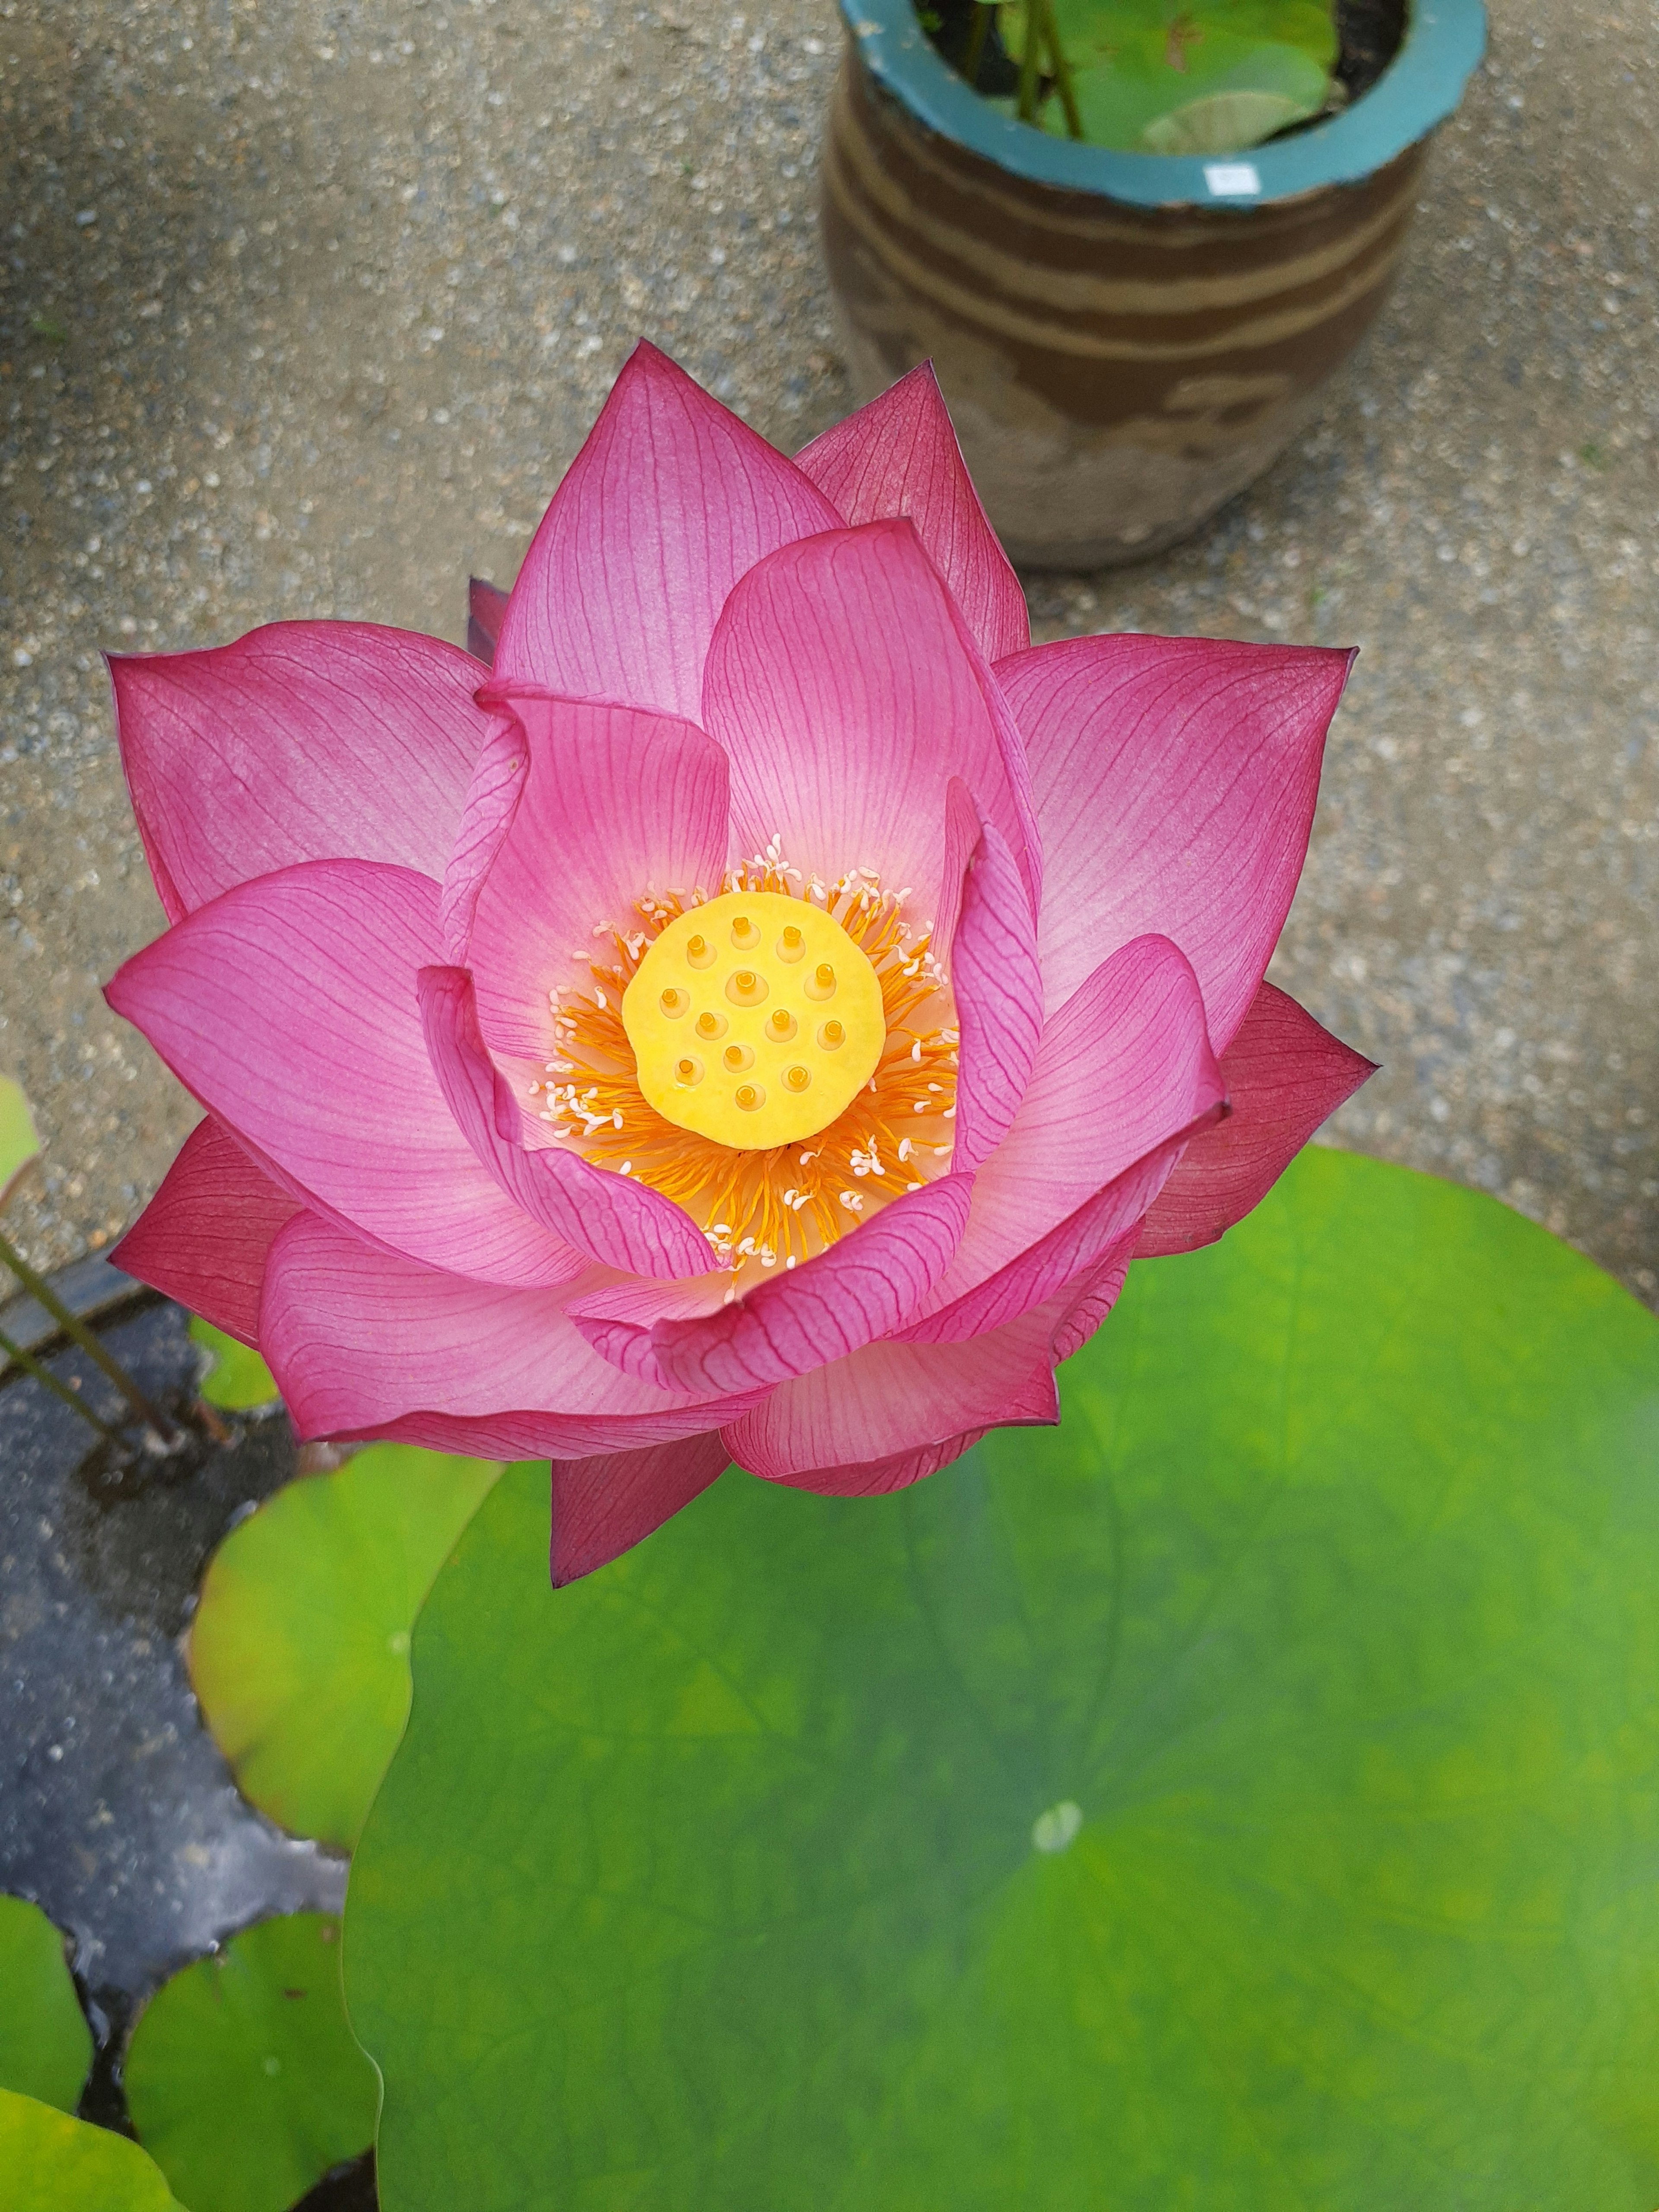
{"left": 834, "top": 0, "right": 1487, "bottom": 207}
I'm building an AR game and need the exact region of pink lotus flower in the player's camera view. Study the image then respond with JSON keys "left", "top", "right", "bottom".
{"left": 107, "top": 344, "right": 1370, "bottom": 1580}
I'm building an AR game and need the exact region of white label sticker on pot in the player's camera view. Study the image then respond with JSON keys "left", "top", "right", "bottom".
{"left": 1205, "top": 162, "right": 1262, "bottom": 198}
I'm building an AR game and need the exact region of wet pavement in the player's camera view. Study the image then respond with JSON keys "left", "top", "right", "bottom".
{"left": 0, "top": 0, "right": 1655, "bottom": 1297}
{"left": 0, "top": 1302, "right": 343, "bottom": 2080}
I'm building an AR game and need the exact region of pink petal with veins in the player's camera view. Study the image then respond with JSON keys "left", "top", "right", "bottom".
{"left": 569, "top": 1174, "right": 975, "bottom": 1394}
{"left": 1138, "top": 981, "right": 1376, "bottom": 1256}
{"left": 1052, "top": 1239, "right": 1138, "bottom": 1364}
{"left": 722, "top": 1300, "right": 1062, "bottom": 1483}
{"left": 943, "top": 786, "right": 1042, "bottom": 1173}
{"left": 703, "top": 520, "right": 1036, "bottom": 926}
{"left": 260, "top": 1211, "right": 754, "bottom": 1449}
{"left": 917, "top": 932, "right": 1222, "bottom": 1314}
{"left": 549, "top": 1432, "right": 730, "bottom": 1585}
{"left": 1000, "top": 632, "right": 1352, "bottom": 1046}
{"left": 439, "top": 714, "right": 528, "bottom": 963}
{"left": 467, "top": 694, "right": 729, "bottom": 1072}
{"left": 419, "top": 964, "right": 715, "bottom": 1281}
{"left": 772, "top": 1427, "right": 991, "bottom": 1499}
{"left": 795, "top": 362, "right": 1029, "bottom": 664}
{"left": 900, "top": 1125, "right": 1207, "bottom": 1345}
{"left": 112, "top": 1116, "right": 300, "bottom": 1347}
{"left": 493, "top": 340, "right": 840, "bottom": 718}
{"left": 110, "top": 623, "right": 489, "bottom": 923}
{"left": 105, "top": 861, "right": 581, "bottom": 1288}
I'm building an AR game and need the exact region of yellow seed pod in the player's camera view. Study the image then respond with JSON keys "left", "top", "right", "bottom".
{"left": 622, "top": 890, "right": 885, "bottom": 1149}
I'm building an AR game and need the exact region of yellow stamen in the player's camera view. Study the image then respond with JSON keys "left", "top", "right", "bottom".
{"left": 622, "top": 889, "right": 884, "bottom": 1150}
{"left": 545, "top": 864, "right": 957, "bottom": 1270}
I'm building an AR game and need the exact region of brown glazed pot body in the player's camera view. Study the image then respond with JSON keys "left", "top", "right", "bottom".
{"left": 820, "top": 51, "right": 1428, "bottom": 569}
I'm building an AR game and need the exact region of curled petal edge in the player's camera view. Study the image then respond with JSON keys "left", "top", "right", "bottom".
{"left": 418, "top": 964, "right": 716, "bottom": 1282}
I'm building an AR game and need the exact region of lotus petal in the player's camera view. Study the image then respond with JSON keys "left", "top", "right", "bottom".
{"left": 549, "top": 1433, "right": 730, "bottom": 1586}
{"left": 703, "top": 519, "right": 1036, "bottom": 929}
{"left": 1138, "top": 981, "right": 1376, "bottom": 1256}
{"left": 111, "top": 623, "right": 489, "bottom": 923}
{"left": 113, "top": 1116, "right": 301, "bottom": 1347}
{"left": 1001, "top": 632, "right": 1351, "bottom": 1046}
{"left": 795, "top": 362, "right": 1029, "bottom": 664}
{"left": 493, "top": 341, "right": 839, "bottom": 719}
{"left": 106, "top": 861, "right": 581, "bottom": 1288}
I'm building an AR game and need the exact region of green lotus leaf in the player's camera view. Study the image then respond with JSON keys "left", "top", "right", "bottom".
{"left": 0, "top": 1074, "right": 40, "bottom": 1208}
{"left": 0, "top": 1895, "right": 93, "bottom": 2112}
{"left": 1007, "top": 0, "right": 1337, "bottom": 150}
{"left": 0, "top": 2087, "right": 184, "bottom": 2211}
{"left": 1138, "top": 84, "right": 1313, "bottom": 151}
{"left": 188, "top": 1316, "right": 280, "bottom": 1411}
{"left": 124, "top": 1914, "right": 377, "bottom": 2212}
{"left": 190, "top": 1444, "right": 503, "bottom": 1848}
{"left": 347, "top": 1150, "right": 1659, "bottom": 2211}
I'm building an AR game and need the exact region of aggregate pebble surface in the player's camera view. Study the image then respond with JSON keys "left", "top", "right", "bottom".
{"left": 1, "top": 0, "right": 1656, "bottom": 1303}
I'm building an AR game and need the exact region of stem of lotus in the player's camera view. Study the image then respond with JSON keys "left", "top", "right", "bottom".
{"left": 1016, "top": 0, "right": 1043, "bottom": 123}
{"left": 1042, "top": 0, "right": 1083, "bottom": 138}
{"left": 0, "top": 1326, "right": 124, "bottom": 1441}
{"left": 963, "top": 0, "right": 991, "bottom": 89}
{"left": 0, "top": 1229, "right": 184, "bottom": 1444}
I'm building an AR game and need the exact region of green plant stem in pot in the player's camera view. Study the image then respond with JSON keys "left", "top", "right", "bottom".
{"left": 941, "top": 0, "right": 1340, "bottom": 153}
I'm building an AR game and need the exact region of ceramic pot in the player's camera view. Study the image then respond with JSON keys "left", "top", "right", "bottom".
{"left": 820, "top": 0, "right": 1486, "bottom": 566}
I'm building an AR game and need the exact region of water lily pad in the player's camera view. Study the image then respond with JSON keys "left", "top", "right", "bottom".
{"left": 1008, "top": 0, "right": 1337, "bottom": 150}
{"left": 0, "top": 1895, "right": 92, "bottom": 2111}
{"left": 189, "top": 1316, "right": 280, "bottom": 1411}
{"left": 190, "top": 1445, "right": 502, "bottom": 1848}
{"left": 0, "top": 1075, "right": 40, "bottom": 1208}
{"left": 0, "top": 2086, "right": 184, "bottom": 2210}
{"left": 347, "top": 1149, "right": 1659, "bottom": 2211}
{"left": 124, "top": 1914, "right": 377, "bottom": 2212}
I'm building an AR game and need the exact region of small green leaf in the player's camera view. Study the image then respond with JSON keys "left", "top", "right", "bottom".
{"left": 0, "top": 1896, "right": 93, "bottom": 2112}
{"left": 124, "top": 1915, "right": 377, "bottom": 2212}
{"left": 0, "top": 1076, "right": 41, "bottom": 1208}
{"left": 347, "top": 1150, "right": 1659, "bottom": 2212}
{"left": 26, "top": 312, "right": 69, "bottom": 346}
{"left": 188, "top": 1316, "right": 280, "bottom": 1410}
{"left": 0, "top": 2087, "right": 184, "bottom": 2211}
{"left": 1139, "top": 84, "right": 1311, "bottom": 150}
{"left": 190, "top": 1444, "right": 503, "bottom": 1847}
{"left": 1017, "top": 0, "right": 1337, "bottom": 150}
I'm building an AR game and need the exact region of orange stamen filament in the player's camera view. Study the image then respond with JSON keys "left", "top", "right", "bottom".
{"left": 532, "top": 859, "right": 959, "bottom": 1277}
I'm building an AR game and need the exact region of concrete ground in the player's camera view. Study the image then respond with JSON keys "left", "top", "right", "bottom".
{"left": 1, "top": 0, "right": 1655, "bottom": 1300}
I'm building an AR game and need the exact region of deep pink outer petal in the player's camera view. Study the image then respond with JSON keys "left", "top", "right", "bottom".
{"left": 418, "top": 966, "right": 715, "bottom": 1281}
{"left": 467, "top": 694, "right": 730, "bottom": 1073}
{"left": 549, "top": 1433, "right": 730, "bottom": 1586}
{"left": 467, "top": 577, "right": 509, "bottom": 666}
{"left": 1052, "top": 1240, "right": 1137, "bottom": 1363}
{"left": 728, "top": 1244, "right": 1150, "bottom": 1492}
{"left": 568, "top": 1174, "right": 975, "bottom": 1394}
{"left": 110, "top": 622, "right": 491, "bottom": 924}
{"left": 259, "top": 1212, "right": 757, "bottom": 1450}
{"left": 901, "top": 1120, "right": 1212, "bottom": 1346}
{"left": 105, "top": 861, "right": 580, "bottom": 1289}
{"left": 944, "top": 787, "right": 1042, "bottom": 1174}
{"left": 999, "top": 633, "right": 1353, "bottom": 1047}
{"left": 702, "top": 519, "right": 1037, "bottom": 928}
{"left": 111, "top": 1116, "right": 300, "bottom": 1347}
{"left": 1138, "top": 981, "right": 1376, "bottom": 1257}
{"left": 721, "top": 1299, "right": 1062, "bottom": 1483}
{"left": 794, "top": 363, "right": 1029, "bottom": 665}
{"left": 493, "top": 341, "right": 841, "bottom": 718}
{"left": 770, "top": 1428, "right": 992, "bottom": 1499}
{"left": 916, "top": 931, "right": 1223, "bottom": 1317}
